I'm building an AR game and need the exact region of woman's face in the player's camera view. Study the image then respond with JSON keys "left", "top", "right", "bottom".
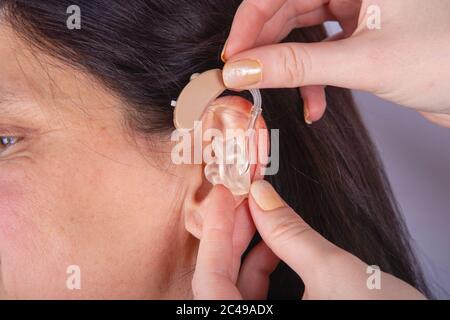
{"left": 0, "top": 25, "right": 196, "bottom": 299}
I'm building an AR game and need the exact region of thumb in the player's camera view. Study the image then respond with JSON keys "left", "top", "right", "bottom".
{"left": 248, "top": 180, "right": 338, "bottom": 282}
{"left": 223, "top": 38, "right": 373, "bottom": 92}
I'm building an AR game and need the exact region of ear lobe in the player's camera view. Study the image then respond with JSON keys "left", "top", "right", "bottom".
{"left": 183, "top": 95, "right": 268, "bottom": 239}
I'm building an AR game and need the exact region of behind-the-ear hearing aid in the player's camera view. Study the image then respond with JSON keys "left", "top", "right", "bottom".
{"left": 172, "top": 69, "right": 262, "bottom": 196}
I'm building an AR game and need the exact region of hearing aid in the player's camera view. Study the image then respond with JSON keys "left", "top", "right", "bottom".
{"left": 172, "top": 69, "right": 263, "bottom": 196}
{"left": 172, "top": 69, "right": 226, "bottom": 131}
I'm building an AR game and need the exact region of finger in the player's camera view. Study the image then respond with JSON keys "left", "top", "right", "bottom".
{"left": 420, "top": 111, "right": 450, "bottom": 128}
{"left": 300, "top": 85, "right": 327, "bottom": 124}
{"left": 237, "top": 241, "right": 280, "bottom": 300}
{"left": 231, "top": 199, "right": 256, "bottom": 283}
{"left": 223, "top": 0, "right": 286, "bottom": 61}
{"left": 297, "top": 31, "right": 345, "bottom": 124}
{"left": 192, "top": 185, "right": 241, "bottom": 300}
{"left": 255, "top": 6, "right": 336, "bottom": 47}
{"left": 328, "top": 0, "right": 362, "bottom": 19}
{"left": 224, "top": 0, "right": 329, "bottom": 59}
{"left": 298, "top": 31, "right": 346, "bottom": 124}
{"left": 223, "top": 38, "right": 373, "bottom": 92}
{"left": 248, "top": 180, "right": 338, "bottom": 282}
{"left": 328, "top": 0, "right": 362, "bottom": 34}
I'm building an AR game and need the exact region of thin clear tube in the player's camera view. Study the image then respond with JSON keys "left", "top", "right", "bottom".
{"left": 240, "top": 89, "right": 262, "bottom": 175}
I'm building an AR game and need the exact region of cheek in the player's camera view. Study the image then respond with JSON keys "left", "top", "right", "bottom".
{"left": 0, "top": 158, "right": 96, "bottom": 299}
{"left": 0, "top": 170, "right": 32, "bottom": 247}
{"left": 0, "top": 168, "right": 62, "bottom": 298}
{"left": 0, "top": 144, "right": 174, "bottom": 298}
{"left": 0, "top": 161, "right": 62, "bottom": 251}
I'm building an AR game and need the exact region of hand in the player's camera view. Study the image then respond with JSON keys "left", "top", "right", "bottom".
{"left": 221, "top": 0, "right": 450, "bottom": 128}
{"left": 192, "top": 181, "right": 426, "bottom": 299}
{"left": 192, "top": 185, "right": 279, "bottom": 300}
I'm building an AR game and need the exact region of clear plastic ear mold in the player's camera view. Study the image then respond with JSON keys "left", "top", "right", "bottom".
{"left": 204, "top": 89, "right": 262, "bottom": 196}
{"left": 172, "top": 69, "right": 263, "bottom": 196}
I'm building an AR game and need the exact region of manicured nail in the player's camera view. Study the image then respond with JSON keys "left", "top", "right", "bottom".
{"left": 220, "top": 40, "right": 228, "bottom": 63}
{"left": 250, "top": 180, "right": 285, "bottom": 211}
{"left": 304, "top": 103, "right": 312, "bottom": 125}
{"left": 223, "top": 59, "right": 263, "bottom": 88}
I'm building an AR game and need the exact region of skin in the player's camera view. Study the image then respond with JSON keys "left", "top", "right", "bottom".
{"left": 0, "top": 23, "right": 266, "bottom": 299}
{"left": 0, "top": 3, "right": 435, "bottom": 298}
{"left": 193, "top": 182, "right": 427, "bottom": 300}
{"left": 0, "top": 24, "right": 200, "bottom": 299}
{"left": 195, "top": 0, "right": 444, "bottom": 298}
{"left": 222, "top": 0, "right": 450, "bottom": 127}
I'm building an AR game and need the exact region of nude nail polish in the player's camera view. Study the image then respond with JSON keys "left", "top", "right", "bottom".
{"left": 304, "top": 104, "right": 313, "bottom": 125}
{"left": 223, "top": 59, "right": 263, "bottom": 88}
{"left": 250, "top": 180, "right": 285, "bottom": 211}
{"left": 220, "top": 40, "right": 228, "bottom": 63}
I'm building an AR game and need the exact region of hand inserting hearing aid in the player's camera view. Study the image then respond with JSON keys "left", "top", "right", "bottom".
{"left": 172, "top": 69, "right": 263, "bottom": 197}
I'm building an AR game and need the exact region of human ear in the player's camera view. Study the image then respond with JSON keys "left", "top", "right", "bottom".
{"left": 183, "top": 95, "right": 268, "bottom": 239}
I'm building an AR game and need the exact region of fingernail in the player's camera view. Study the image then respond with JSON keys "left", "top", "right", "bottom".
{"left": 220, "top": 40, "right": 228, "bottom": 63}
{"left": 250, "top": 180, "right": 285, "bottom": 211}
{"left": 223, "top": 59, "right": 263, "bottom": 88}
{"left": 304, "top": 103, "right": 313, "bottom": 125}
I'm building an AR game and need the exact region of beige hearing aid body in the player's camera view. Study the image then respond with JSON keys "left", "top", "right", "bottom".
{"left": 172, "top": 69, "right": 262, "bottom": 196}
{"left": 173, "top": 69, "right": 226, "bottom": 131}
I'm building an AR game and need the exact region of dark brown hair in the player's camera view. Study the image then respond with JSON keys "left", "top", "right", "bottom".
{"left": 0, "top": 0, "right": 431, "bottom": 298}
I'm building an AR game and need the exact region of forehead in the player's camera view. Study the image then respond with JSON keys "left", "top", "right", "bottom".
{"left": 0, "top": 24, "right": 122, "bottom": 123}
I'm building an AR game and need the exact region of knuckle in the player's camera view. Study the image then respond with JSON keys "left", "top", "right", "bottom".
{"left": 281, "top": 44, "right": 311, "bottom": 86}
{"left": 268, "top": 214, "right": 312, "bottom": 245}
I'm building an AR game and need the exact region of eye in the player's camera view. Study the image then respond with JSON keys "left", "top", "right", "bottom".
{"left": 0, "top": 136, "right": 22, "bottom": 152}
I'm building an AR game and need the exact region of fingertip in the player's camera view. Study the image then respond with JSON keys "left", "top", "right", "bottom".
{"left": 301, "top": 86, "right": 327, "bottom": 124}
{"left": 221, "top": 39, "right": 229, "bottom": 63}
{"left": 203, "top": 184, "right": 237, "bottom": 223}
{"left": 222, "top": 58, "right": 263, "bottom": 89}
{"left": 249, "top": 180, "right": 285, "bottom": 212}
{"left": 210, "top": 184, "right": 235, "bottom": 202}
{"left": 308, "top": 94, "right": 327, "bottom": 122}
